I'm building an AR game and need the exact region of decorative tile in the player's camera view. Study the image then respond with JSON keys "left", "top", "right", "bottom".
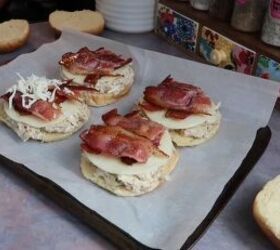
{"left": 199, "top": 27, "right": 256, "bottom": 75}
{"left": 256, "top": 55, "right": 280, "bottom": 82}
{"left": 156, "top": 3, "right": 199, "bottom": 52}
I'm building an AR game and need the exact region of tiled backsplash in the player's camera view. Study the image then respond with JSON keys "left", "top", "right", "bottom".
{"left": 155, "top": 2, "right": 280, "bottom": 83}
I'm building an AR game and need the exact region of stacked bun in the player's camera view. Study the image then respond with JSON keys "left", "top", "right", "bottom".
{"left": 80, "top": 109, "right": 179, "bottom": 196}
{"left": 59, "top": 47, "right": 135, "bottom": 106}
{"left": 0, "top": 74, "right": 90, "bottom": 142}
{"left": 138, "top": 76, "right": 221, "bottom": 147}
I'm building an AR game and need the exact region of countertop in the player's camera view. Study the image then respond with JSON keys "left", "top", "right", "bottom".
{"left": 0, "top": 22, "right": 279, "bottom": 250}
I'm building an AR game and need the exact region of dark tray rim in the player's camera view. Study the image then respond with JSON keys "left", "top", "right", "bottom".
{"left": 0, "top": 126, "right": 271, "bottom": 250}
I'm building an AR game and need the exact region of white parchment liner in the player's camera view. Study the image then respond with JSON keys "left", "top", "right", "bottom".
{"left": 0, "top": 30, "right": 279, "bottom": 250}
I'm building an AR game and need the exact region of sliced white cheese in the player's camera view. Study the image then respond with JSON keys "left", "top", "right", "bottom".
{"left": 4, "top": 100, "right": 81, "bottom": 128}
{"left": 84, "top": 130, "right": 175, "bottom": 175}
{"left": 143, "top": 108, "right": 220, "bottom": 130}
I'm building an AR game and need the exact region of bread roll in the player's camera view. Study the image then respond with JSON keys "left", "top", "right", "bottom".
{"left": 49, "top": 10, "right": 105, "bottom": 35}
{"left": 60, "top": 64, "right": 135, "bottom": 107}
{"left": 253, "top": 175, "right": 280, "bottom": 248}
{"left": 0, "top": 19, "right": 30, "bottom": 53}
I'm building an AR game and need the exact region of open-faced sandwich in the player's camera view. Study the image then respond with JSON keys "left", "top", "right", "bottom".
{"left": 138, "top": 76, "right": 221, "bottom": 147}
{"left": 0, "top": 74, "right": 90, "bottom": 142}
{"left": 80, "top": 109, "right": 179, "bottom": 196}
{"left": 59, "top": 47, "right": 134, "bottom": 106}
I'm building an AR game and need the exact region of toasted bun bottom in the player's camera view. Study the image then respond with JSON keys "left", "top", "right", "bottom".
{"left": 80, "top": 150, "right": 179, "bottom": 196}
{"left": 0, "top": 101, "right": 89, "bottom": 142}
{"left": 0, "top": 19, "right": 30, "bottom": 53}
{"left": 253, "top": 175, "right": 280, "bottom": 248}
{"left": 169, "top": 119, "right": 221, "bottom": 147}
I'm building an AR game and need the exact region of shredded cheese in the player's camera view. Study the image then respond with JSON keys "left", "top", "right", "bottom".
{"left": 5, "top": 74, "right": 68, "bottom": 109}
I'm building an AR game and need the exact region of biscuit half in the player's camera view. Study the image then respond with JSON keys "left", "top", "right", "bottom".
{"left": 253, "top": 175, "right": 280, "bottom": 248}
{"left": 80, "top": 150, "right": 179, "bottom": 197}
{"left": 0, "top": 19, "right": 30, "bottom": 53}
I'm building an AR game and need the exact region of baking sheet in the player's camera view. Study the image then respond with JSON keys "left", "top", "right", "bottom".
{"left": 0, "top": 30, "right": 279, "bottom": 250}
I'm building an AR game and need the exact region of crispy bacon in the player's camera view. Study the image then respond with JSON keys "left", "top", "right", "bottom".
{"left": 139, "top": 100, "right": 163, "bottom": 112}
{"left": 165, "top": 110, "right": 192, "bottom": 120}
{"left": 144, "top": 85, "right": 194, "bottom": 110}
{"left": 144, "top": 76, "right": 200, "bottom": 111}
{"left": 190, "top": 94, "right": 212, "bottom": 114}
{"left": 60, "top": 81, "right": 96, "bottom": 93}
{"left": 1, "top": 91, "right": 31, "bottom": 115}
{"left": 80, "top": 125, "right": 153, "bottom": 164}
{"left": 59, "top": 47, "right": 132, "bottom": 76}
{"left": 1, "top": 91, "right": 61, "bottom": 121}
{"left": 160, "top": 75, "right": 203, "bottom": 94}
{"left": 29, "top": 100, "right": 61, "bottom": 121}
{"left": 55, "top": 80, "right": 96, "bottom": 103}
{"left": 102, "top": 109, "right": 165, "bottom": 146}
{"left": 143, "top": 76, "right": 213, "bottom": 118}
{"left": 84, "top": 72, "right": 123, "bottom": 85}
{"left": 164, "top": 96, "right": 212, "bottom": 119}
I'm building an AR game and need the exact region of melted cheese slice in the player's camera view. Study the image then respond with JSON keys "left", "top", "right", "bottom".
{"left": 4, "top": 100, "right": 80, "bottom": 128}
{"left": 143, "top": 107, "right": 219, "bottom": 130}
{"left": 84, "top": 130, "right": 175, "bottom": 175}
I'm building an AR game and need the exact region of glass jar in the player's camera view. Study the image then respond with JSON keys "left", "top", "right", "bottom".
{"left": 261, "top": 0, "right": 280, "bottom": 47}
{"left": 231, "top": 0, "right": 268, "bottom": 32}
{"left": 209, "top": 0, "right": 234, "bottom": 21}
{"left": 190, "top": 0, "right": 210, "bottom": 11}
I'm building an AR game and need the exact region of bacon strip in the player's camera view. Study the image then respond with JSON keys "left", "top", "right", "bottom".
{"left": 84, "top": 72, "right": 123, "bottom": 85}
{"left": 102, "top": 109, "right": 165, "bottom": 146}
{"left": 139, "top": 100, "right": 163, "bottom": 112}
{"left": 29, "top": 100, "right": 61, "bottom": 121}
{"left": 165, "top": 110, "right": 192, "bottom": 120}
{"left": 160, "top": 75, "right": 203, "bottom": 94}
{"left": 1, "top": 91, "right": 61, "bottom": 121}
{"left": 80, "top": 125, "right": 153, "bottom": 164}
{"left": 142, "top": 76, "right": 213, "bottom": 118}
{"left": 59, "top": 47, "right": 132, "bottom": 77}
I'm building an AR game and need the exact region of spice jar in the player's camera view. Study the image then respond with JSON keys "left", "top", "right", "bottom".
{"left": 209, "top": 0, "right": 234, "bottom": 21}
{"left": 231, "top": 0, "right": 268, "bottom": 32}
{"left": 190, "top": 0, "right": 210, "bottom": 11}
{"left": 261, "top": 0, "right": 280, "bottom": 47}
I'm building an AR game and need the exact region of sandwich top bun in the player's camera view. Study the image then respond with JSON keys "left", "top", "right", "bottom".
{"left": 253, "top": 175, "right": 280, "bottom": 248}
{"left": 0, "top": 74, "right": 90, "bottom": 142}
{"left": 49, "top": 10, "right": 105, "bottom": 35}
{"left": 139, "top": 75, "right": 221, "bottom": 147}
{"left": 59, "top": 47, "right": 135, "bottom": 106}
{"left": 80, "top": 109, "right": 179, "bottom": 196}
{"left": 0, "top": 19, "right": 30, "bottom": 53}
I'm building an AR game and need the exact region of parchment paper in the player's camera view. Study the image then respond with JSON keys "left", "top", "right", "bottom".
{"left": 0, "top": 30, "right": 279, "bottom": 250}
